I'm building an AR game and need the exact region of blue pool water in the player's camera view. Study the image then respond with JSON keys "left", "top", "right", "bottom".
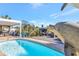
{"left": 0, "top": 39, "right": 64, "bottom": 56}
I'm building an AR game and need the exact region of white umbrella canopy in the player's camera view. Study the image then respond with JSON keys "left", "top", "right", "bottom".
{"left": 0, "top": 18, "right": 22, "bottom": 37}
{"left": 0, "top": 18, "right": 21, "bottom": 26}
{"left": 0, "top": 21, "right": 17, "bottom": 26}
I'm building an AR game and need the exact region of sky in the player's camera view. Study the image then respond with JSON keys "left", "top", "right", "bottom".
{"left": 0, "top": 3, "right": 79, "bottom": 27}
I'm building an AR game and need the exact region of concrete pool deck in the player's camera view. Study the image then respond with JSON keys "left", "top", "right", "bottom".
{"left": 0, "top": 36, "right": 64, "bottom": 56}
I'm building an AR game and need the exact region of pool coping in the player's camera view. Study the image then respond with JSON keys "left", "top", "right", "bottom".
{"left": 18, "top": 38, "right": 64, "bottom": 55}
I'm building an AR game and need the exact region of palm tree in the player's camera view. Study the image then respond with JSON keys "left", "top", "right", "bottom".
{"left": 0, "top": 15, "right": 11, "bottom": 19}
{"left": 41, "top": 25, "right": 44, "bottom": 28}
{"left": 29, "top": 26, "right": 40, "bottom": 36}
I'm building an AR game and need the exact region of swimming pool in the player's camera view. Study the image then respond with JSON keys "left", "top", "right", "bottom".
{"left": 0, "top": 39, "right": 64, "bottom": 56}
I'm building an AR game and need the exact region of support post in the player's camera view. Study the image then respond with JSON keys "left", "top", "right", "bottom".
{"left": 20, "top": 22, "right": 22, "bottom": 38}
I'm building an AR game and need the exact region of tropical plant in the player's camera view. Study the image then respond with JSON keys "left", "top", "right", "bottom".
{"left": 29, "top": 26, "right": 40, "bottom": 36}
{"left": 22, "top": 23, "right": 40, "bottom": 37}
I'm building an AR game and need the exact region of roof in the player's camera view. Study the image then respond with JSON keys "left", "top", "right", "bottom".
{"left": 0, "top": 18, "right": 21, "bottom": 26}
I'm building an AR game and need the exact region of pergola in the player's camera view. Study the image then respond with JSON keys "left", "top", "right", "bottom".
{"left": 0, "top": 18, "right": 22, "bottom": 37}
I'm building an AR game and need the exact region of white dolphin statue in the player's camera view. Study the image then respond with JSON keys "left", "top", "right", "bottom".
{"left": 61, "top": 3, "right": 79, "bottom": 11}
